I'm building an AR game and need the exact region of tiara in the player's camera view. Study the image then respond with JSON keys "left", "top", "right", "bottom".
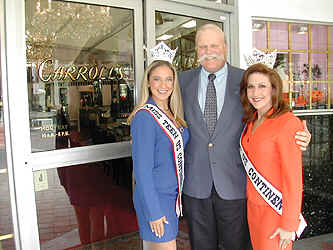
{"left": 150, "top": 41, "right": 177, "bottom": 64}
{"left": 244, "top": 48, "right": 277, "bottom": 69}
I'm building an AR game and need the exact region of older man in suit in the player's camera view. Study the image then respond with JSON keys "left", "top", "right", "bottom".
{"left": 178, "top": 24, "right": 310, "bottom": 250}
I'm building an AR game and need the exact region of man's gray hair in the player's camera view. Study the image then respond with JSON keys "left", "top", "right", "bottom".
{"left": 195, "top": 23, "right": 227, "bottom": 47}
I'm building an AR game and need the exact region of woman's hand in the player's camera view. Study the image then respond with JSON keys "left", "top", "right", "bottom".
{"left": 270, "top": 227, "right": 295, "bottom": 249}
{"left": 295, "top": 120, "right": 311, "bottom": 151}
{"left": 149, "top": 216, "right": 169, "bottom": 238}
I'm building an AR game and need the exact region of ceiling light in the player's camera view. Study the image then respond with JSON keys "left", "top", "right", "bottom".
{"left": 296, "top": 25, "right": 308, "bottom": 34}
{"left": 252, "top": 22, "right": 265, "bottom": 31}
{"left": 155, "top": 13, "right": 164, "bottom": 25}
{"left": 182, "top": 20, "right": 196, "bottom": 28}
{"left": 156, "top": 34, "right": 174, "bottom": 40}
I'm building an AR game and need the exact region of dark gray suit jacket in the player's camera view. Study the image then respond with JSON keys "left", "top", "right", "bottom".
{"left": 179, "top": 64, "right": 247, "bottom": 200}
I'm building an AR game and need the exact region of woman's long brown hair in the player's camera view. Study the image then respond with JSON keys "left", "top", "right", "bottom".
{"left": 240, "top": 63, "right": 290, "bottom": 123}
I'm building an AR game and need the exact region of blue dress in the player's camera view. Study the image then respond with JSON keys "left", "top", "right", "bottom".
{"left": 131, "top": 98, "right": 190, "bottom": 242}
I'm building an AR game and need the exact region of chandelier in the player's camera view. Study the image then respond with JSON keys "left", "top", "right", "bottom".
{"left": 26, "top": 0, "right": 113, "bottom": 60}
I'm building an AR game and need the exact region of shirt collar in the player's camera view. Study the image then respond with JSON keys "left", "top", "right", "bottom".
{"left": 201, "top": 63, "right": 227, "bottom": 80}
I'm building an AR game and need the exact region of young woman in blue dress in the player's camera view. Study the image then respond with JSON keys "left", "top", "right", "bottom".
{"left": 127, "top": 47, "right": 189, "bottom": 249}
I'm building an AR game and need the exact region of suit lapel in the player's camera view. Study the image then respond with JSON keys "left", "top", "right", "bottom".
{"left": 186, "top": 68, "right": 209, "bottom": 137}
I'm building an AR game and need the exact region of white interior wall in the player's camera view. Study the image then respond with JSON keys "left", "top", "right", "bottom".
{"left": 238, "top": 0, "right": 333, "bottom": 69}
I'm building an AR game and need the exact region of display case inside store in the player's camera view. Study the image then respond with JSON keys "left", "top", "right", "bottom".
{"left": 25, "top": 1, "right": 135, "bottom": 152}
{"left": 252, "top": 20, "right": 333, "bottom": 112}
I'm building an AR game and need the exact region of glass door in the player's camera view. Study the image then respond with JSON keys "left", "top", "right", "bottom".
{"left": 0, "top": 3, "right": 17, "bottom": 248}
{"left": 145, "top": 0, "right": 238, "bottom": 68}
{"left": 3, "top": 0, "right": 143, "bottom": 249}
{"left": 3, "top": 0, "right": 238, "bottom": 249}
{"left": 144, "top": 0, "right": 238, "bottom": 241}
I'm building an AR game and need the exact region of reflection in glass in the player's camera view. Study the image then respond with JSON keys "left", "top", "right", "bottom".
{"left": 291, "top": 23, "right": 309, "bottom": 50}
{"left": 252, "top": 21, "right": 267, "bottom": 49}
{"left": 300, "top": 115, "right": 333, "bottom": 238}
{"left": 270, "top": 22, "right": 288, "bottom": 50}
{"left": 311, "top": 25, "right": 328, "bottom": 51}
{"left": 155, "top": 11, "right": 223, "bottom": 72}
{"left": 25, "top": 1, "right": 135, "bottom": 152}
{"left": 0, "top": 45, "right": 15, "bottom": 249}
{"left": 35, "top": 158, "right": 138, "bottom": 249}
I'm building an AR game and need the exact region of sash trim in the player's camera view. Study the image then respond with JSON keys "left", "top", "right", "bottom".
{"left": 240, "top": 125, "right": 307, "bottom": 238}
{"left": 139, "top": 104, "right": 185, "bottom": 217}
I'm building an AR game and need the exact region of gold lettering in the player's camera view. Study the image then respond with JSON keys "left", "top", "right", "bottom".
{"left": 66, "top": 66, "right": 78, "bottom": 81}
{"left": 76, "top": 66, "right": 88, "bottom": 81}
{"left": 118, "top": 65, "right": 124, "bottom": 79}
{"left": 38, "top": 61, "right": 129, "bottom": 83}
{"left": 89, "top": 65, "right": 98, "bottom": 80}
{"left": 99, "top": 65, "right": 107, "bottom": 79}
{"left": 108, "top": 67, "right": 116, "bottom": 80}
{"left": 53, "top": 66, "right": 66, "bottom": 81}
{"left": 38, "top": 59, "right": 53, "bottom": 82}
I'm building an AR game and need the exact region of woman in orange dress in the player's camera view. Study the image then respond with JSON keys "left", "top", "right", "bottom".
{"left": 240, "top": 63, "right": 304, "bottom": 250}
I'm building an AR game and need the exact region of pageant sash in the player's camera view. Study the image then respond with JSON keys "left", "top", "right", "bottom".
{"left": 239, "top": 126, "right": 307, "bottom": 239}
{"left": 139, "top": 104, "right": 185, "bottom": 217}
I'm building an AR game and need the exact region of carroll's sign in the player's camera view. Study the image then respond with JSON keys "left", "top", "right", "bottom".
{"left": 38, "top": 59, "right": 126, "bottom": 82}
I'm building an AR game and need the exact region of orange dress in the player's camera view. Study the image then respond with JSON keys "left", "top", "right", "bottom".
{"left": 241, "top": 112, "right": 303, "bottom": 250}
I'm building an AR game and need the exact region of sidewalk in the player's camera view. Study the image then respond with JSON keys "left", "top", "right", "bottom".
{"left": 294, "top": 233, "right": 333, "bottom": 250}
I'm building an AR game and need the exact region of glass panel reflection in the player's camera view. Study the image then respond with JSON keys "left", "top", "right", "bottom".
{"left": 291, "top": 23, "right": 308, "bottom": 50}
{"left": 270, "top": 21, "right": 288, "bottom": 50}
{"left": 0, "top": 48, "right": 15, "bottom": 249}
{"left": 300, "top": 114, "right": 333, "bottom": 238}
{"left": 26, "top": 1, "right": 135, "bottom": 152}
{"left": 155, "top": 11, "right": 223, "bottom": 72}
{"left": 311, "top": 24, "right": 328, "bottom": 51}
{"left": 35, "top": 158, "right": 139, "bottom": 249}
{"left": 252, "top": 21, "right": 267, "bottom": 49}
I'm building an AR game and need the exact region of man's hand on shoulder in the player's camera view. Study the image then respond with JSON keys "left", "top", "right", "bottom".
{"left": 295, "top": 120, "right": 311, "bottom": 151}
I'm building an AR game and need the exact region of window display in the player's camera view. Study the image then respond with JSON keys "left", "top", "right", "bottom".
{"left": 252, "top": 20, "right": 333, "bottom": 111}
{"left": 26, "top": 1, "right": 135, "bottom": 152}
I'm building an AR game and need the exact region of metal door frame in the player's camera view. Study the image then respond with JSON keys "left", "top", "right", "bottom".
{"left": 1, "top": 0, "right": 144, "bottom": 249}
{"left": 1, "top": 0, "right": 240, "bottom": 249}
{"left": 145, "top": 0, "right": 240, "bottom": 66}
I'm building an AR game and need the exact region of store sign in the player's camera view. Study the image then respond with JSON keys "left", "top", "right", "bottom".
{"left": 40, "top": 124, "right": 70, "bottom": 138}
{"left": 38, "top": 59, "right": 126, "bottom": 83}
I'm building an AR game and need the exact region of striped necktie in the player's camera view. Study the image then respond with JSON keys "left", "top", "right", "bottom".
{"left": 204, "top": 73, "right": 217, "bottom": 137}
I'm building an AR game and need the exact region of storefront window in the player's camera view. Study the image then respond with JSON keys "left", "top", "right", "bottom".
{"left": 26, "top": 1, "right": 135, "bottom": 152}
{"left": 155, "top": 11, "right": 223, "bottom": 72}
{"left": 252, "top": 20, "right": 333, "bottom": 110}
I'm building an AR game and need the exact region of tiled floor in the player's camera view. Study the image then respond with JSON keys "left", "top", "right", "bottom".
{"left": 1, "top": 165, "right": 333, "bottom": 250}
{"left": 294, "top": 233, "right": 333, "bottom": 250}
